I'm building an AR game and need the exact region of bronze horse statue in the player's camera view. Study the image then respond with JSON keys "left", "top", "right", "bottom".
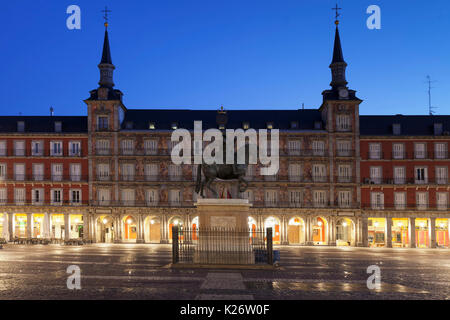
{"left": 195, "top": 145, "right": 250, "bottom": 198}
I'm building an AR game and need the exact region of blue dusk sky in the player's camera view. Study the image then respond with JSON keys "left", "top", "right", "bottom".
{"left": 0, "top": 0, "right": 448, "bottom": 116}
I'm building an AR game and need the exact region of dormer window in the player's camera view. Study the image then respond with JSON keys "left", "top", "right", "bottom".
{"left": 54, "top": 121, "right": 62, "bottom": 133}
{"left": 125, "top": 121, "right": 133, "bottom": 129}
{"left": 291, "top": 121, "right": 299, "bottom": 129}
{"left": 17, "top": 121, "right": 25, "bottom": 132}
{"left": 171, "top": 122, "right": 178, "bottom": 130}
{"left": 267, "top": 122, "right": 273, "bottom": 130}
{"left": 434, "top": 123, "right": 443, "bottom": 136}
{"left": 243, "top": 122, "right": 250, "bottom": 130}
{"left": 149, "top": 122, "right": 155, "bottom": 130}
{"left": 392, "top": 123, "right": 401, "bottom": 135}
{"left": 314, "top": 121, "right": 322, "bottom": 130}
{"left": 219, "top": 124, "right": 225, "bottom": 130}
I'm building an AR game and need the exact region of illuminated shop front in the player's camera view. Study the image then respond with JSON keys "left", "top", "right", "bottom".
{"left": 265, "top": 216, "right": 280, "bottom": 244}
{"left": 51, "top": 214, "right": 64, "bottom": 239}
{"left": 123, "top": 215, "right": 137, "bottom": 242}
{"left": 97, "top": 215, "right": 114, "bottom": 243}
{"left": 287, "top": 217, "right": 305, "bottom": 245}
{"left": 32, "top": 214, "right": 44, "bottom": 238}
{"left": 312, "top": 217, "right": 327, "bottom": 245}
{"left": 14, "top": 214, "right": 27, "bottom": 238}
{"left": 70, "top": 215, "right": 83, "bottom": 239}
{"left": 368, "top": 218, "right": 386, "bottom": 247}
{"left": 415, "top": 218, "right": 429, "bottom": 248}
{"left": 0, "top": 213, "right": 5, "bottom": 238}
{"left": 336, "top": 218, "right": 355, "bottom": 246}
{"left": 436, "top": 219, "right": 449, "bottom": 248}
{"left": 144, "top": 216, "right": 161, "bottom": 243}
{"left": 392, "top": 218, "right": 409, "bottom": 248}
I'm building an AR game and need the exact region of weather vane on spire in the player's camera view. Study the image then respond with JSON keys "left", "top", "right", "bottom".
{"left": 102, "top": 6, "right": 112, "bottom": 28}
{"left": 332, "top": 3, "right": 342, "bottom": 25}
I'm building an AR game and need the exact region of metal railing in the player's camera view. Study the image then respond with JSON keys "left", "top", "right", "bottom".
{"left": 362, "top": 203, "right": 449, "bottom": 211}
{"left": 0, "top": 174, "right": 88, "bottom": 182}
{"left": 172, "top": 226, "right": 273, "bottom": 265}
{"left": 362, "top": 178, "right": 449, "bottom": 185}
{"left": 0, "top": 149, "right": 84, "bottom": 157}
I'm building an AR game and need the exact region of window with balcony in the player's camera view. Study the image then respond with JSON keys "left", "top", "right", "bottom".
{"left": 14, "top": 140, "right": 25, "bottom": 156}
{"left": 287, "top": 140, "right": 301, "bottom": 155}
{"left": 32, "top": 189, "right": 44, "bottom": 205}
{"left": 146, "top": 189, "right": 159, "bottom": 206}
{"left": 98, "top": 189, "right": 111, "bottom": 206}
{"left": 414, "top": 143, "right": 426, "bottom": 159}
{"left": 415, "top": 167, "right": 428, "bottom": 184}
{"left": 392, "top": 143, "right": 405, "bottom": 159}
{"left": 96, "top": 139, "right": 110, "bottom": 155}
{"left": 312, "top": 140, "right": 325, "bottom": 156}
{"left": 371, "top": 192, "right": 384, "bottom": 210}
{"left": 97, "top": 116, "right": 109, "bottom": 130}
{"left": 51, "top": 164, "right": 63, "bottom": 181}
{"left": 369, "top": 143, "right": 381, "bottom": 159}
{"left": 394, "top": 192, "right": 406, "bottom": 210}
{"left": 338, "top": 191, "right": 351, "bottom": 208}
{"left": 240, "top": 189, "right": 254, "bottom": 203}
{"left": 70, "top": 190, "right": 81, "bottom": 205}
{"left": 31, "top": 141, "right": 43, "bottom": 156}
{"left": 70, "top": 163, "right": 81, "bottom": 182}
{"left": 336, "top": 115, "right": 351, "bottom": 131}
{"left": 435, "top": 143, "right": 447, "bottom": 159}
{"left": 0, "top": 163, "right": 6, "bottom": 181}
{"left": 169, "top": 189, "right": 182, "bottom": 206}
{"left": 312, "top": 164, "right": 327, "bottom": 182}
{"left": 145, "top": 163, "right": 158, "bottom": 181}
{"left": 51, "top": 189, "right": 62, "bottom": 205}
{"left": 436, "top": 167, "right": 448, "bottom": 184}
{"left": 121, "top": 139, "right": 134, "bottom": 155}
{"left": 69, "top": 141, "right": 81, "bottom": 156}
{"left": 33, "top": 163, "right": 44, "bottom": 181}
{"left": 14, "top": 163, "right": 25, "bottom": 181}
{"left": 289, "top": 189, "right": 302, "bottom": 207}
{"left": 121, "top": 189, "right": 135, "bottom": 206}
{"left": 437, "top": 192, "right": 448, "bottom": 210}
{"left": 370, "top": 166, "right": 382, "bottom": 184}
{"left": 121, "top": 163, "right": 135, "bottom": 181}
{"left": 97, "top": 163, "right": 110, "bottom": 181}
{"left": 245, "top": 165, "right": 254, "bottom": 180}
{"left": 144, "top": 139, "right": 158, "bottom": 155}
{"left": 264, "top": 190, "right": 278, "bottom": 207}
{"left": 50, "top": 141, "right": 63, "bottom": 156}
{"left": 337, "top": 140, "right": 351, "bottom": 157}
{"left": 416, "top": 192, "right": 428, "bottom": 210}
{"left": 168, "top": 164, "right": 182, "bottom": 181}
{"left": 0, "top": 140, "right": 6, "bottom": 156}
{"left": 15, "top": 188, "right": 26, "bottom": 205}
{"left": 288, "top": 163, "right": 302, "bottom": 182}
{"left": 393, "top": 166, "right": 406, "bottom": 184}
{"left": 313, "top": 190, "right": 327, "bottom": 207}
{"left": 338, "top": 165, "right": 352, "bottom": 182}
{"left": 0, "top": 188, "right": 6, "bottom": 205}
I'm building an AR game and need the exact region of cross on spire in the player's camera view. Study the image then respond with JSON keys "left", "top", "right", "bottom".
{"left": 102, "top": 6, "right": 112, "bottom": 28}
{"left": 332, "top": 3, "right": 342, "bottom": 24}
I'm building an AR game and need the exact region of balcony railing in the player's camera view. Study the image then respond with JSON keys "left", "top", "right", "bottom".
{"left": 251, "top": 201, "right": 360, "bottom": 209}
{"left": 362, "top": 177, "right": 449, "bottom": 185}
{"left": 0, "top": 174, "right": 88, "bottom": 182}
{"left": 0, "top": 149, "right": 84, "bottom": 157}
{"left": 0, "top": 200, "right": 89, "bottom": 206}
{"left": 362, "top": 203, "right": 449, "bottom": 211}
{"left": 367, "top": 151, "right": 450, "bottom": 160}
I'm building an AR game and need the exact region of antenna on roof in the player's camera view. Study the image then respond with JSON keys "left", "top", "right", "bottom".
{"left": 302, "top": 103, "right": 305, "bottom": 110}
{"left": 426, "top": 75, "right": 437, "bottom": 115}
{"left": 50, "top": 106, "right": 54, "bottom": 117}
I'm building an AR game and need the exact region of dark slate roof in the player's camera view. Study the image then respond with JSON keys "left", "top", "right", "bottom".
{"left": 331, "top": 27, "right": 345, "bottom": 64}
{"left": 86, "top": 88, "right": 123, "bottom": 101}
{"left": 121, "top": 109, "right": 324, "bottom": 131}
{"left": 0, "top": 116, "right": 87, "bottom": 133}
{"left": 360, "top": 115, "right": 450, "bottom": 136}
{"left": 100, "top": 29, "right": 112, "bottom": 65}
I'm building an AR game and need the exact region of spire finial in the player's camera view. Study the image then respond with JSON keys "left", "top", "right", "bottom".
{"left": 102, "top": 6, "right": 112, "bottom": 28}
{"left": 332, "top": 3, "right": 342, "bottom": 25}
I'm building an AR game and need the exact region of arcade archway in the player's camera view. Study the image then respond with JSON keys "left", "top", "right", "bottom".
{"left": 336, "top": 218, "right": 355, "bottom": 246}
{"left": 96, "top": 215, "right": 114, "bottom": 243}
{"left": 144, "top": 216, "right": 161, "bottom": 243}
{"left": 312, "top": 216, "right": 328, "bottom": 245}
{"left": 288, "top": 217, "right": 305, "bottom": 245}
{"left": 122, "top": 215, "right": 137, "bottom": 242}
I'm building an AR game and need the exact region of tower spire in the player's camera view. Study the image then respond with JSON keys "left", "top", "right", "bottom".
{"left": 98, "top": 7, "right": 115, "bottom": 88}
{"left": 329, "top": 3, "right": 348, "bottom": 90}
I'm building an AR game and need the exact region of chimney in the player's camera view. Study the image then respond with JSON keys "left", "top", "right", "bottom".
{"left": 50, "top": 107, "right": 54, "bottom": 116}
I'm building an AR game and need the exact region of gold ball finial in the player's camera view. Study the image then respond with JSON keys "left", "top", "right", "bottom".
{"left": 104, "top": 22, "right": 109, "bottom": 28}
{"left": 335, "top": 20, "right": 339, "bottom": 26}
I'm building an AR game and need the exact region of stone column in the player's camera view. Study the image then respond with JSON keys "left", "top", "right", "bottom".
{"left": 42, "top": 212, "right": 50, "bottom": 240}
{"left": 8, "top": 212, "right": 14, "bottom": 240}
{"left": 160, "top": 214, "right": 168, "bottom": 244}
{"left": 2, "top": 213, "right": 10, "bottom": 241}
{"left": 136, "top": 214, "right": 144, "bottom": 243}
{"left": 26, "top": 213, "right": 32, "bottom": 238}
{"left": 64, "top": 213, "right": 70, "bottom": 241}
{"left": 114, "top": 216, "right": 121, "bottom": 243}
{"left": 361, "top": 216, "right": 369, "bottom": 247}
{"left": 280, "top": 216, "right": 288, "bottom": 245}
{"left": 329, "top": 216, "right": 336, "bottom": 246}
{"left": 305, "top": 216, "right": 313, "bottom": 245}
{"left": 91, "top": 215, "right": 97, "bottom": 243}
{"left": 409, "top": 218, "right": 416, "bottom": 248}
{"left": 385, "top": 217, "right": 392, "bottom": 248}
{"left": 82, "top": 214, "right": 89, "bottom": 241}
{"left": 429, "top": 217, "right": 436, "bottom": 248}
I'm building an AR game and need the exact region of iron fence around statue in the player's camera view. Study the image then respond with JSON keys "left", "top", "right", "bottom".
{"left": 172, "top": 226, "right": 273, "bottom": 265}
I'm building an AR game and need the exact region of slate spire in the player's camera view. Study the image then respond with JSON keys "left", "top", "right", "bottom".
{"left": 329, "top": 20, "right": 348, "bottom": 90}
{"left": 98, "top": 22, "right": 115, "bottom": 88}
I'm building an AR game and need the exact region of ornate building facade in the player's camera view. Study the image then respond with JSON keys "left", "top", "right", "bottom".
{"left": 0, "top": 22, "right": 448, "bottom": 248}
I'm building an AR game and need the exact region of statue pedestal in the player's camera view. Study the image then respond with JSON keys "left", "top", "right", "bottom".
{"left": 194, "top": 198, "right": 254, "bottom": 264}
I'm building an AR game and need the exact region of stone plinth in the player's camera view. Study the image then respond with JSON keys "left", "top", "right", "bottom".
{"left": 194, "top": 198, "right": 254, "bottom": 265}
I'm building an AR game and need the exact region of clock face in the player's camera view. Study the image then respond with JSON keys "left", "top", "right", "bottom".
{"left": 339, "top": 88, "right": 349, "bottom": 98}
